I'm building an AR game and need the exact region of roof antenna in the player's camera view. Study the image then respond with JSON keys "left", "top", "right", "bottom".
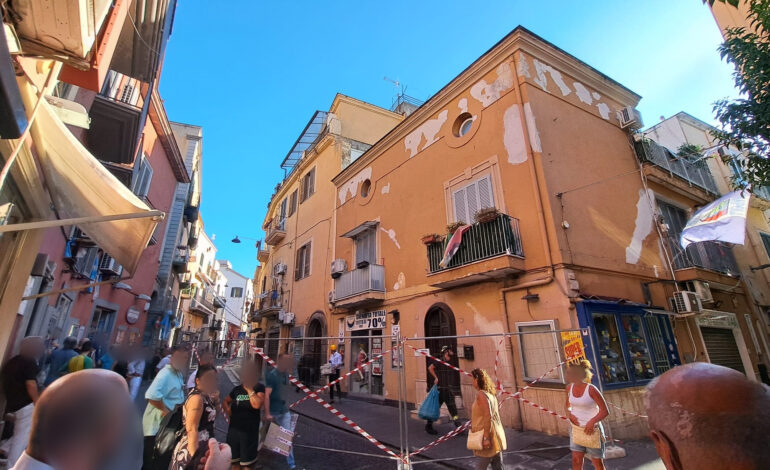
{"left": 384, "top": 76, "right": 421, "bottom": 116}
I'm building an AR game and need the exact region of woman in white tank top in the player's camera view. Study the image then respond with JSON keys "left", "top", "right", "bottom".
{"left": 565, "top": 359, "right": 609, "bottom": 470}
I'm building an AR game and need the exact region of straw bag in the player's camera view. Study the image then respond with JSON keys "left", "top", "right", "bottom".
{"left": 467, "top": 392, "right": 498, "bottom": 451}
{"left": 571, "top": 423, "right": 601, "bottom": 449}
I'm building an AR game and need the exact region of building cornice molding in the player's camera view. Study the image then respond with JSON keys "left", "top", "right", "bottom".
{"left": 149, "top": 88, "right": 189, "bottom": 183}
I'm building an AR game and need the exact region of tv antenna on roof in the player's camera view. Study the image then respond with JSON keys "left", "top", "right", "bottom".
{"left": 384, "top": 76, "right": 423, "bottom": 114}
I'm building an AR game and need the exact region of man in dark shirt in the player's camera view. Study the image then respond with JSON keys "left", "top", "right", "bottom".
{"left": 425, "top": 346, "right": 462, "bottom": 435}
{"left": 224, "top": 361, "right": 265, "bottom": 469}
{"left": 1, "top": 336, "right": 44, "bottom": 466}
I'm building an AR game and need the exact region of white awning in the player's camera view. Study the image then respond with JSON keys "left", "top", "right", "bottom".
{"left": 341, "top": 220, "right": 378, "bottom": 238}
{"left": 15, "top": 67, "right": 161, "bottom": 274}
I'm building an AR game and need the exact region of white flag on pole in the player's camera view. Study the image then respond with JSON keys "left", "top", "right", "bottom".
{"left": 680, "top": 190, "right": 750, "bottom": 249}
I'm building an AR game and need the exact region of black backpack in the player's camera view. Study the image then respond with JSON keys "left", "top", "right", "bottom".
{"left": 152, "top": 403, "right": 184, "bottom": 467}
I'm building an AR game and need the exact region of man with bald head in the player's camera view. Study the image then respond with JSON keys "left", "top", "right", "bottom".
{"left": 645, "top": 362, "right": 770, "bottom": 470}
{"left": 11, "top": 369, "right": 142, "bottom": 470}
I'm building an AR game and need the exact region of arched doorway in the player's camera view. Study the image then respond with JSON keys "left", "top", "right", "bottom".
{"left": 424, "top": 304, "right": 460, "bottom": 395}
{"left": 302, "top": 314, "right": 325, "bottom": 385}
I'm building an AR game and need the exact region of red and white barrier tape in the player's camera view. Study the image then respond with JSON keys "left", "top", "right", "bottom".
{"left": 251, "top": 346, "right": 402, "bottom": 462}
{"left": 493, "top": 337, "right": 504, "bottom": 391}
{"left": 609, "top": 402, "right": 648, "bottom": 419}
{"left": 290, "top": 347, "right": 394, "bottom": 409}
{"left": 407, "top": 344, "right": 473, "bottom": 378}
{"left": 409, "top": 421, "right": 470, "bottom": 457}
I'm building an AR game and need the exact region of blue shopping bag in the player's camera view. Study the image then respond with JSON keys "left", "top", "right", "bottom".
{"left": 418, "top": 385, "right": 440, "bottom": 421}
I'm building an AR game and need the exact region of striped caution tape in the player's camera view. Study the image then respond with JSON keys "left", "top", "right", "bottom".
{"left": 609, "top": 402, "right": 648, "bottom": 419}
{"left": 493, "top": 337, "right": 504, "bottom": 391}
{"left": 251, "top": 346, "right": 403, "bottom": 462}
{"left": 407, "top": 344, "right": 474, "bottom": 378}
{"left": 409, "top": 421, "right": 470, "bottom": 458}
{"left": 289, "top": 347, "right": 395, "bottom": 409}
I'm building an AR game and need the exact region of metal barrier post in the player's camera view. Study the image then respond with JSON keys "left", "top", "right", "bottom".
{"left": 398, "top": 334, "right": 411, "bottom": 469}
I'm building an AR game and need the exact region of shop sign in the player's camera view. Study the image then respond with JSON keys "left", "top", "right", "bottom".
{"left": 560, "top": 331, "right": 586, "bottom": 365}
{"left": 696, "top": 311, "right": 738, "bottom": 329}
{"left": 346, "top": 310, "right": 386, "bottom": 331}
{"left": 372, "top": 337, "right": 383, "bottom": 376}
{"left": 391, "top": 324, "right": 400, "bottom": 337}
{"left": 126, "top": 307, "right": 140, "bottom": 325}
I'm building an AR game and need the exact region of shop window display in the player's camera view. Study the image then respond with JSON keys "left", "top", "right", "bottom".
{"left": 593, "top": 313, "right": 629, "bottom": 384}
{"left": 622, "top": 316, "right": 655, "bottom": 380}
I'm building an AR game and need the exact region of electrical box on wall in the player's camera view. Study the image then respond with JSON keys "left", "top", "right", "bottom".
{"left": 463, "top": 345, "right": 474, "bottom": 361}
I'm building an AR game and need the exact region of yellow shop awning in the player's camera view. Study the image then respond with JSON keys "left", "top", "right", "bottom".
{"left": 6, "top": 64, "right": 162, "bottom": 274}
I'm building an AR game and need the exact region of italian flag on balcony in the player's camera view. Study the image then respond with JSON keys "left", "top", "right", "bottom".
{"left": 440, "top": 225, "right": 472, "bottom": 268}
{"left": 680, "top": 190, "right": 750, "bottom": 248}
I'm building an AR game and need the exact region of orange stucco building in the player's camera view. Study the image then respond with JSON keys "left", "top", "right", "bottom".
{"left": 252, "top": 26, "right": 770, "bottom": 439}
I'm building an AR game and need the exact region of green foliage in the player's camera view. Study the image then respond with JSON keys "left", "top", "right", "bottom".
{"left": 676, "top": 143, "right": 705, "bottom": 161}
{"left": 709, "top": 0, "right": 770, "bottom": 190}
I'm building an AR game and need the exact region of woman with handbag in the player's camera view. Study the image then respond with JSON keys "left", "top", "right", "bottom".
{"left": 468, "top": 368, "right": 506, "bottom": 470}
{"left": 170, "top": 364, "right": 219, "bottom": 470}
{"left": 565, "top": 359, "right": 609, "bottom": 470}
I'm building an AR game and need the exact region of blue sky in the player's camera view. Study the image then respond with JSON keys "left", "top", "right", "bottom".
{"left": 159, "top": 0, "right": 737, "bottom": 277}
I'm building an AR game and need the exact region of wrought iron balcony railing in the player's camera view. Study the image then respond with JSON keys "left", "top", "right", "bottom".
{"left": 427, "top": 213, "right": 524, "bottom": 273}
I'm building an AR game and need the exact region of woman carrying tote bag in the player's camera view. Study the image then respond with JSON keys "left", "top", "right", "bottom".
{"left": 468, "top": 368, "right": 507, "bottom": 470}
{"left": 565, "top": 359, "right": 609, "bottom": 470}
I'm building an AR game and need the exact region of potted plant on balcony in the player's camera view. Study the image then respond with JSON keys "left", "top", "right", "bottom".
{"left": 474, "top": 207, "right": 500, "bottom": 224}
{"left": 446, "top": 221, "right": 467, "bottom": 235}
{"left": 421, "top": 233, "right": 441, "bottom": 245}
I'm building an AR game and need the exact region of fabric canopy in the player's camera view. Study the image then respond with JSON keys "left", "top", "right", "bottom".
{"left": 18, "top": 74, "right": 160, "bottom": 274}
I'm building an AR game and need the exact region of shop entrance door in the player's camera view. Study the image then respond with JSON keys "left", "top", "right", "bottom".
{"left": 701, "top": 326, "right": 746, "bottom": 374}
{"left": 349, "top": 329, "right": 384, "bottom": 396}
{"left": 424, "top": 305, "right": 460, "bottom": 395}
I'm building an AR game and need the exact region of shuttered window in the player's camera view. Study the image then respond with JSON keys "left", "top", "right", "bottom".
{"left": 295, "top": 242, "right": 312, "bottom": 280}
{"left": 288, "top": 190, "right": 298, "bottom": 216}
{"left": 355, "top": 229, "right": 377, "bottom": 266}
{"left": 301, "top": 168, "right": 316, "bottom": 202}
{"left": 451, "top": 175, "right": 494, "bottom": 223}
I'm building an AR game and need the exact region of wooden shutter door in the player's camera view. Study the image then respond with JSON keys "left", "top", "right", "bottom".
{"left": 476, "top": 175, "right": 494, "bottom": 210}
{"left": 452, "top": 187, "right": 468, "bottom": 223}
{"left": 295, "top": 247, "right": 302, "bottom": 280}
{"left": 304, "top": 243, "right": 311, "bottom": 276}
{"left": 465, "top": 182, "right": 479, "bottom": 221}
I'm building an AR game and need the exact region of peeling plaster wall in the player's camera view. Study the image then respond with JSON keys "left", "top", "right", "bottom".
{"left": 404, "top": 110, "right": 448, "bottom": 158}
{"left": 503, "top": 104, "right": 528, "bottom": 164}
{"left": 380, "top": 226, "right": 401, "bottom": 249}
{"left": 522, "top": 103, "right": 542, "bottom": 153}
{"left": 470, "top": 62, "right": 514, "bottom": 108}
{"left": 625, "top": 189, "right": 656, "bottom": 264}
{"left": 338, "top": 166, "right": 372, "bottom": 204}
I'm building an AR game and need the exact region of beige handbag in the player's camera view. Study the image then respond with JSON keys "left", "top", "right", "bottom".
{"left": 467, "top": 392, "right": 498, "bottom": 451}
{"left": 571, "top": 423, "right": 602, "bottom": 449}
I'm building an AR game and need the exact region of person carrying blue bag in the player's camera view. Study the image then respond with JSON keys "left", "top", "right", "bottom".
{"left": 424, "top": 346, "right": 463, "bottom": 435}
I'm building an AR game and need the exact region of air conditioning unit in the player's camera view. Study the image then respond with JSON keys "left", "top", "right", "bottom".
{"left": 692, "top": 280, "right": 713, "bottom": 303}
{"left": 99, "top": 254, "right": 123, "bottom": 276}
{"left": 274, "top": 263, "right": 287, "bottom": 275}
{"left": 283, "top": 312, "right": 295, "bottom": 325}
{"left": 617, "top": 106, "right": 643, "bottom": 130}
{"left": 672, "top": 291, "right": 702, "bottom": 314}
{"left": 330, "top": 259, "right": 347, "bottom": 279}
{"left": 73, "top": 247, "right": 99, "bottom": 278}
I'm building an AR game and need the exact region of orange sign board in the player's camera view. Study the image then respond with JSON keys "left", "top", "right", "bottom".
{"left": 560, "top": 331, "right": 586, "bottom": 365}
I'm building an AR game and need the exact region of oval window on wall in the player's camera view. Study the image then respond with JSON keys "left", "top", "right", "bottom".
{"left": 453, "top": 113, "right": 474, "bottom": 137}
{"left": 360, "top": 179, "right": 372, "bottom": 198}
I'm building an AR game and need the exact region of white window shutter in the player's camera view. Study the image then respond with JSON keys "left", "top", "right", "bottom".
{"left": 142, "top": 163, "right": 153, "bottom": 198}
{"left": 466, "top": 183, "right": 479, "bottom": 221}
{"left": 477, "top": 175, "right": 494, "bottom": 210}
{"left": 453, "top": 188, "right": 468, "bottom": 223}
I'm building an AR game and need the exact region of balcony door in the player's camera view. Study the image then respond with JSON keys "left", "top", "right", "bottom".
{"left": 424, "top": 305, "right": 460, "bottom": 395}
{"left": 355, "top": 228, "right": 377, "bottom": 267}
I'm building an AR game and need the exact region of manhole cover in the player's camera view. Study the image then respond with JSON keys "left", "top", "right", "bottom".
{"left": 518, "top": 442, "right": 571, "bottom": 461}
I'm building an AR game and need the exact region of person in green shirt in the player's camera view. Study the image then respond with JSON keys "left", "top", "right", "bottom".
{"left": 66, "top": 341, "right": 94, "bottom": 373}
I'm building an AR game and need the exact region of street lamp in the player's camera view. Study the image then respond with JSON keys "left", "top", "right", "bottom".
{"left": 231, "top": 235, "right": 262, "bottom": 250}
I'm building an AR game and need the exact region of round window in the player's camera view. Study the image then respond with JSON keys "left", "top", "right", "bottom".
{"left": 453, "top": 113, "right": 474, "bottom": 137}
{"left": 360, "top": 179, "right": 371, "bottom": 198}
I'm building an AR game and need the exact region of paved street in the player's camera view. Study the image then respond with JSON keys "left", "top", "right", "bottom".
{"left": 135, "top": 361, "right": 664, "bottom": 469}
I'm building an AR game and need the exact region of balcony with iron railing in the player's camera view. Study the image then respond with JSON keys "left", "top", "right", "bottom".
{"left": 265, "top": 218, "right": 287, "bottom": 246}
{"left": 258, "top": 290, "right": 285, "bottom": 315}
{"left": 425, "top": 213, "right": 525, "bottom": 288}
{"left": 332, "top": 263, "right": 385, "bottom": 309}
{"left": 634, "top": 139, "right": 719, "bottom": 199}
{"left": 172, "top": 246, "right": 190, "bottom": 274}
{"left": 665, "top": 235, "right": 740, "bottom": 277}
